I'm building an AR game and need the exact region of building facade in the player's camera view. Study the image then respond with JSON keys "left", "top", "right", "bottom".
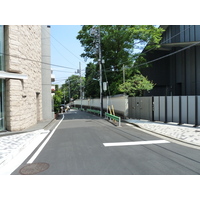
{"left": 141, "top": 25, "right": 200, "bottom": 96}
{"left": 0, "top": 25, "right": 53, "bottom": 132}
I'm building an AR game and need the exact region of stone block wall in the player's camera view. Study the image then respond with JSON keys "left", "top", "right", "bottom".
{"left": 5, "top": 25, "right": 42, "bottom": 131}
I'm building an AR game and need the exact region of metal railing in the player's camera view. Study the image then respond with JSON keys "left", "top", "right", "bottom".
{"left": 105, "top": 112, "right": 121, "bottom": 127}
{"left": 86, "top": 109, "right": 101, "bottom": 115}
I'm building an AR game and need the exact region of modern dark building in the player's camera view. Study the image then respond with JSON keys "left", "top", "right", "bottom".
{"left": 141, "top": 25, "right": 200, "bottom": 96}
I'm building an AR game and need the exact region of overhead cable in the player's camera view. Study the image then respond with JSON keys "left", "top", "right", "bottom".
{"left": 134, "top": 41, "right": 200, "bottom": 68}
{"left": 42, "top": 26, "right": 85, "bottom": 64}
{"left": 0, "top": 52, "right": 75, "bottom": 70}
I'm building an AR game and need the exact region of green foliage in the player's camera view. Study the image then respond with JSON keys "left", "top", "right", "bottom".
{"left": 118, "top": 73, "right": 155, "bottom": 96}
{"left": 61, "top": 75, "right": 85, "bottom": 102}
{"left": 85, "top": 62, "right": 100, "bottom": 98}
{"left": 77, "top": 25, "right": 164, "bottom": 97}
{"left": 53, "top": 86, "right": 63, "bottom": 113}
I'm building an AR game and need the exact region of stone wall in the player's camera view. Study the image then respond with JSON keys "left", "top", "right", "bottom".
{"left": 5, "top": 25, "right": 42, "bottom": 131}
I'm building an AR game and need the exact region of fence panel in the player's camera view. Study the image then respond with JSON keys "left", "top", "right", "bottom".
{"left": 135, "top": 97, "right": 141, "bottom": 119}
{"left": 172, "top": 96, "right": 180, "bottom": 123}
{"left": 160, "top": 96, "right": 166, "bottom": 122}
{"left": 140, "top": 97, "right": 153, "bottom": 120}
{"left": 181, "top": 96, "right": 188, "bottom": 124}
{"left": 128, "top": 97, "right": 135, "bottom": 119}
{"left": 188, "top": 96, "right": 196, "bottom": 124}
{"left": 78, "top": 95, "right": 200, "bottom": 126}
{"left": 154, "top": 97, "right": 160, "bottom": 121}
{"left": 167, "top": 96, "right": 173, "bottom": 122}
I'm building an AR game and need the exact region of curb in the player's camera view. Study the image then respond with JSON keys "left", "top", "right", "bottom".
{"left": 0, "top": 118, "right": 56, "bottom": 137}
{"left": 125, "top": 120, "right": 200, "bottom": 149}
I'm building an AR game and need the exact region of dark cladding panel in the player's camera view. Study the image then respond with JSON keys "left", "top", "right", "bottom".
{"left": 190, "top": 25, "right": 195, "bottom": 42}
{"left": 184, "top": 25, "right": 190, "bottom": 42}
{"left": 195, "top": 25, "right": 200, "bottom": 41}
{"left": 196, "top": 46, "right": 200, "bottom": 94}
{"left": 180, "top": 25, "right": 185, "bottom": 42}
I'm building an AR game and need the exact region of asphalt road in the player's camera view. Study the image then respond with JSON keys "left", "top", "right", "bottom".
{"left": 12, "top": 109, "right": 200, "bottom": 175}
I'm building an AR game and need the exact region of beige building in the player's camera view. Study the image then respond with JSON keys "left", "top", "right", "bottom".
{"left": 0, "top": 25, "right": 54, "bottom": 132}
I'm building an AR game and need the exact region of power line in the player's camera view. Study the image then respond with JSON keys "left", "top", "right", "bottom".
{"left": 133, "top": 41, "right": 200, "bottom": 68}
{"left": 51, "top": 42, "right": 78, "bottom": 69}
{"left": 0, "top": 52, "right": 76, "bottom": 70}
{"left": 143, "top": 25, "right": 193, "bottom": 54}
{"left": 42, "top": 26, "right": 85, "bottom": 64}
{"left": 117, "top": 25, "right": 194, "bottom": 67}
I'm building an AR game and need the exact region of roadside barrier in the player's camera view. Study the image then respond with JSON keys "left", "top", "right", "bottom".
{"left": 105, "top": 112, "right": 121, "bottom": 127}
{"left": 86, "top": 109, "right": 101, "bottom": 116}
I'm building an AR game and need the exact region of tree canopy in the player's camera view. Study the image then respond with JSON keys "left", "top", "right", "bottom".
{"left": 77, "top": 25, "right": 164, "bottom": 97}
{"left": 61, "top": 75, "right": 85, "bottom": 103}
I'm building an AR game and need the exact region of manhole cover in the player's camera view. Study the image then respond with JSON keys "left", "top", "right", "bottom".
{"left": 20, "top": 162, "right": 49, "bottom": 175}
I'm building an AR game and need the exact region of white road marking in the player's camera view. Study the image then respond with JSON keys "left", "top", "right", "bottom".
{"left": 27, "top": 114, "right": 65, "bottom": 164}
{"left": 0, "top": 130, "right": 49, "bottom": 175}
{"left": 103, "top": 140, "right": 170, "bottom": 147}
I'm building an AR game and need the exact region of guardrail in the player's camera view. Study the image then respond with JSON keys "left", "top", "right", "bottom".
{"left": 105, "top": 112, "right": 121, "bottom": 127}
{"left": 86, "top": 109, "right": 101, "bottom": 115}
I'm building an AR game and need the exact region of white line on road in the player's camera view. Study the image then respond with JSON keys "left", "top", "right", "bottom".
{"left": 27, "top": 114, "right": 65, "bottom": 164}
{"left": 103, "top": 140, "right": 170, "bottom": 147}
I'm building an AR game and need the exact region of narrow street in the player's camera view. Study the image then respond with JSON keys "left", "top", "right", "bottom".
{"left": 11, "top": 109, "right": 200, "bottom": 175}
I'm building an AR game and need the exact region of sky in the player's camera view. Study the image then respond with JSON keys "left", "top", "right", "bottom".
{"left": 50, "top": 25, "right": 145, "bottom": 87}
{"left": 50, "top": 25, "right": 89, "bottom": 86}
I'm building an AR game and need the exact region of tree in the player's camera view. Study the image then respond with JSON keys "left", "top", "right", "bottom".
{"left": 84, "top": 62, "right": 99, "bottom": 98}
{"left": 53, "top": 85, "right": 63, "bottom": 113}
{"left": 61, "top": 75, "right": 85, "bottom": 102}
{"left": 77, "top": 25, "right": 164, "bottom": 96}
{"left": 118, "top": 73, "right": 155, "bottom": 96}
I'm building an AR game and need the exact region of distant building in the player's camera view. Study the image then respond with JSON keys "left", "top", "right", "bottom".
{"left": 0, "top": 25, "right": 54, "bottom": 132}
{"left": 141, "top": 25, "right": 200, "bottom": 96}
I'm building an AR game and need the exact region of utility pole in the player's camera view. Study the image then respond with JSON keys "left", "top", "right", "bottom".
{"left": 123, "top": 64, "right": 125, "bottom": 84}
{"left": 98, "top": 26, "right": 103, "bottom": 117}
{"left": 90, "top": 26, "right": 103, "bottom": 117}
{"left": 68, "top": 80, "right": 71, "bottom": 103}
{"left": 79, "top": 62, "right": 82, "bottom": 109}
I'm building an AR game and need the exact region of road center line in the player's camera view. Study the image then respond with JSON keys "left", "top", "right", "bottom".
{"left": 103, "top": 140, "right": 170, "bottom": 147}
{"left": 27, "top": 114, "right": 65, "bottom": 164}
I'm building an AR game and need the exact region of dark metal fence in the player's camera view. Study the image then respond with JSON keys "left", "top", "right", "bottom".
{"left": 128, "top": 96, "right": 200, "bottom": 126}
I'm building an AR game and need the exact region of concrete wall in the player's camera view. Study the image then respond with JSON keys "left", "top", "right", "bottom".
{"left": 41, "top": 25, "right": 53, "bottom": 120}
{"left": 5, "top": 25, "right": 42, "bottom": 131}
{"left": 74, "top": 95, "right": 129, "bottom": 117}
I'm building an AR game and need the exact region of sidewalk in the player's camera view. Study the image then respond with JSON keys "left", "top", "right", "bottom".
{"left": 0, "top": 118, "right": 57, "bottom": 168}
{"left": 125, "top": 119, "right": 200, "bottom": 148}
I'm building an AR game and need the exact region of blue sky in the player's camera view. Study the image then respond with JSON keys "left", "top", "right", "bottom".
{"left": 50, "top": 25, "right": 144, "bottom": 86}
{"left": 50, "top": 25, "right": 89, "bottom": 86}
